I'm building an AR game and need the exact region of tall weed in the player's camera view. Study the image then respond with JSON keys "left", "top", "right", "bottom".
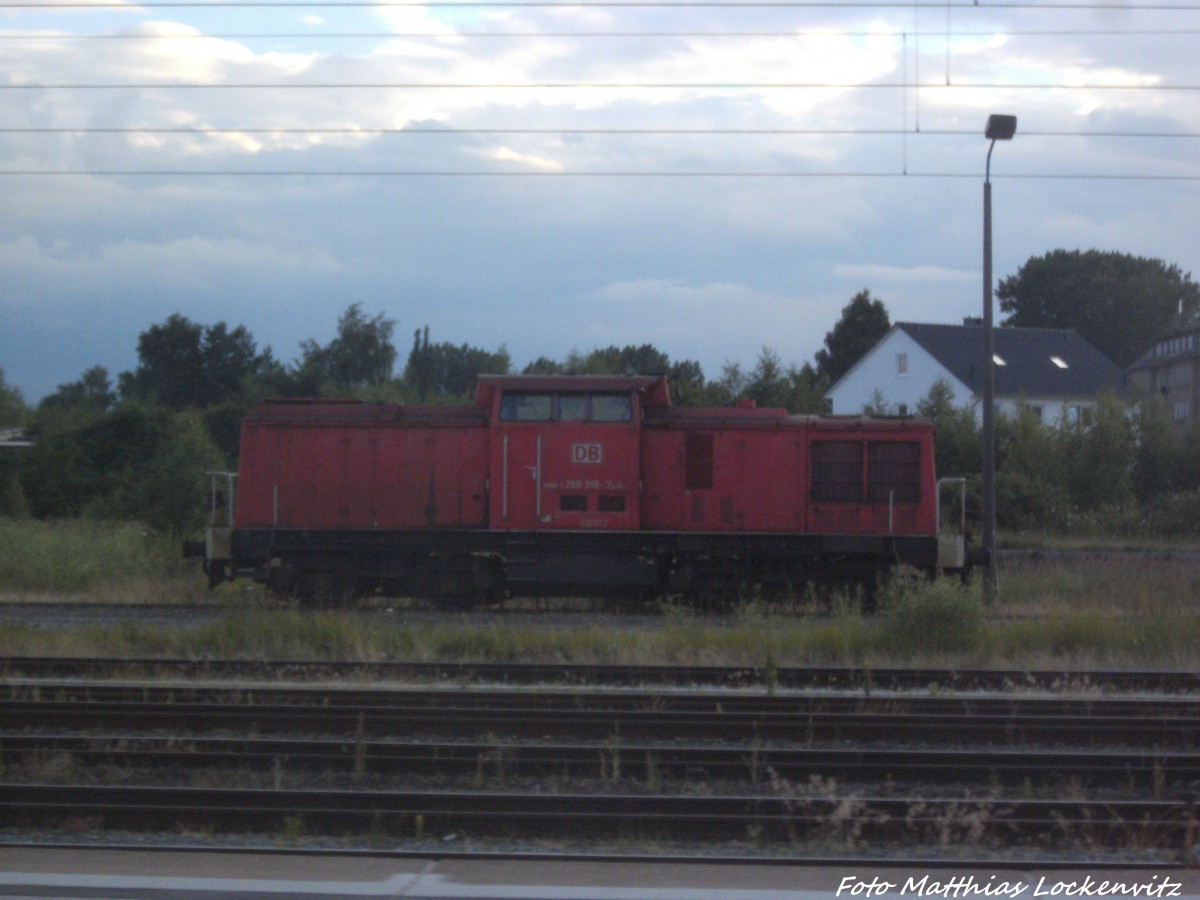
{"left": 877, "top": 579, "right": 984, "bottom": 657}
{"left": 0, "top": 517, "right": 182, "bottom": 594}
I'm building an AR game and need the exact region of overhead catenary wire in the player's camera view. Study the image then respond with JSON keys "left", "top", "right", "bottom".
{"left": 1, "top": 169, "right": 1196, "bottom": 178}
{"left": 2, "top": 28, "right": 1197, "bottom": 37}
{"left": 2, "top": 126, "right": 1195, "bottom": 135}
{"left": 3, "top": 81, "right": 1196, "bottom": 89}
{"left": 5, "top": 0, "right": 1200, "bottom": 7}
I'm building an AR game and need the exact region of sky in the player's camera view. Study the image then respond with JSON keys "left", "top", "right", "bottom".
{"left": 0, "top": 0, "right": 1197, "bottom": 403}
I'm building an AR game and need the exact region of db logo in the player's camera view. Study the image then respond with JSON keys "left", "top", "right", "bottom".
{"left": 572, "top": 443, "right": 603, "bottom": 464}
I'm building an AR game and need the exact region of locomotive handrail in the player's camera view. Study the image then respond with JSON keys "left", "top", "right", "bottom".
{"left": 205, "top": 471, "right": 237, "bottom": 528}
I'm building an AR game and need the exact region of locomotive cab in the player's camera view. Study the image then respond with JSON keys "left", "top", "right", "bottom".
{"left": 476, "top": 375, "right": 667, "bottom": 532}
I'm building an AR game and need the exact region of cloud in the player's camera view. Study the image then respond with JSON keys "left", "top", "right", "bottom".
{"left": 834, "top": 264, "right": 976, "bottom": 286}
{"left": 0, "top": 0, "right": 1196, "bottom": 404}
{"left": 0, "top": 234, "right": 341, "bottom": 299}
{"left": 489, "top": 145, "right": 564, "bottom": 172}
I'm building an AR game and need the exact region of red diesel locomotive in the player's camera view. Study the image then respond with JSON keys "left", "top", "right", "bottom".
{"left": 194, "top": 374, "right": 967, "bottom": 604}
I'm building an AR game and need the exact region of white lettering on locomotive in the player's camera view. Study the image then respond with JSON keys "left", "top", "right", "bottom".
{"left": 571, "top": 443, "right": 603, "bottom": 464}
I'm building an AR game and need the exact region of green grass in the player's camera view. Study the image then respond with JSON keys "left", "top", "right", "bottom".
{"left": 2, "top": 585, "right": 1198, "bottom": 669}
{"left": 2, "top": 516, "right": 1198, "bottom": 668}
{"left": 0, "top": 517, "right": 207, "bottom": 602}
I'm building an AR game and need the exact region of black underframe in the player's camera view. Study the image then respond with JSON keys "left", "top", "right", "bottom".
{"left": 227, "top": 527, "right": 943, "bottom": 596}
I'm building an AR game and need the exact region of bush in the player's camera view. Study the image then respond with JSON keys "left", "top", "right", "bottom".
{"left": 995, "top": 471, "right": 1069, "bottom": 531}
{"left": 1140, "top": 491, "right": 1200, "bottom": 537}
{"left": 879, "top": 580, "right": 984, "bottom": 656}
{"left": 0, "top": 518, "right": 176, "bottom": 593}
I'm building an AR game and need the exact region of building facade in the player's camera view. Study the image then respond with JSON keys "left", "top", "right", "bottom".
{"left": 1126, "top": 313, "right": 1200, "bottom": 428}
{"left": 826, "top": 320, "right": 1127, "bottom": 425}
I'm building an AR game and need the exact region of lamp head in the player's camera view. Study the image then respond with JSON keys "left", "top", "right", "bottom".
{"left": 985, "top": 114, "right": 1017, "bottom": 141}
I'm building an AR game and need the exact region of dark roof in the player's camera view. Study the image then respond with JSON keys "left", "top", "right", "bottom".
{"left": 1127, "top": 311, "right": 1200, "bottom": 372}
{"left": 897, "top": 322, "right": 1127, "bottom": 397}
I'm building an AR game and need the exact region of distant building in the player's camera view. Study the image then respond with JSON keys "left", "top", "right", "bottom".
{"left": 825, "top": 320, "right": 1127, "bottom": 425}
{"left": 0, "top": 427, "right": 34, "bottom": 448}
{"left": 1127, "top": 312, "right": 1200, "bottom": 428}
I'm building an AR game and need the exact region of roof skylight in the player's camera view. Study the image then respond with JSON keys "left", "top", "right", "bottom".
{"left": 993, "top": 354, "right": 1007, "bottom": 366}
{"left": 1050, "top": 356, "right": 1069, "bottom": 369}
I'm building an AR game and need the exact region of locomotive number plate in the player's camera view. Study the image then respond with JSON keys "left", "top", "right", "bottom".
{"left": 571, "top": 442, "right": 603, "bottom": 464}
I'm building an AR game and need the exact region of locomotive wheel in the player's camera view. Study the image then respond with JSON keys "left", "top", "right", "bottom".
{"left": 683, "top": 573, "right": 743, "bottom": 611}
{"left": 282, "top": 569, "right": 357, "bottom": 607}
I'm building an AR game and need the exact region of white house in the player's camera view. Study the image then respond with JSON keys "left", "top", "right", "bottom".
{"left": 825, "top": 320, "right": 1127, "bottom": 425}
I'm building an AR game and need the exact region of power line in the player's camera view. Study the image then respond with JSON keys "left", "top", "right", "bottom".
{"left": 4, "top": 126, "right": 1198, "bottom": 137}
{"left": 5, "top": 81, "right": 1196, "bottom": 89}
{"left": 5, "top": 0, "right": 1200, "bottom": 7}
{"left": 1, "top": 169, "right": 1196, "bottom": 178}
{"left": 3, "top": 28, "right": 1198, "bottom": 38}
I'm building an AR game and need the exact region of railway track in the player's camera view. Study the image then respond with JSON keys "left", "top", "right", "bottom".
{"left": 0, "top": 784, "right": 1188, "bottom": 847}
{"left": 4, "top": 655, "right": 1199, "bottom": 692}
{"left": 4, "top": 733, "right": 1195, "bottom": 789}
{"left": 3, "top": 667, "right": 1197, "bottom": 861}
{"left": 4, "top": 686, "right": 1199, "bottom": 746}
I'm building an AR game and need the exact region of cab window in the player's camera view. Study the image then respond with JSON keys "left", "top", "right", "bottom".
{"left": 499, "top": 393, "right": 552, "bottom": 421}
{"left": 590, "top": 394, "right": 632, "bottom": 422}
{"left": 558, "top": 395, "right": 587, "bottom": 421}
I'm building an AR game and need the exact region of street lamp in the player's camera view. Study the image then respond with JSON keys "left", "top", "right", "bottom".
{"left": 982, "top": 113, "right": 1016, "bottom": 605}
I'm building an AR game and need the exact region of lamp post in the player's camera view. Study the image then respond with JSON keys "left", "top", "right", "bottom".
{"left": 982, "top": 113, "right": 1016, "bottom": 605}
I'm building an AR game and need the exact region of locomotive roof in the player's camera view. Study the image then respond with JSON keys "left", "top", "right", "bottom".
{"left": 645, "top": 407, "right": 932, "bottom": 430}
{"left": 245, "top": 398, "right": 487, "bottom": 425}
{"left": 474, "top": 374, "right": 671, "bottom": 407}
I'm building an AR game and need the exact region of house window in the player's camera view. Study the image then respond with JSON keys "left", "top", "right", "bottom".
{"left": 1066, "top": 405, "right": 1093, "bottom": 426}
{"left": 897, "top": 404, "right": 909, "bottom": 416}
{"left": 896, "top": 353, "right": 908, "bottom": 376}
{"left": 1029, "top": 405, "right": 1043, "bottom": 421}
{"left": 1174, "top": 401, "right": 1190, "bottom": 422}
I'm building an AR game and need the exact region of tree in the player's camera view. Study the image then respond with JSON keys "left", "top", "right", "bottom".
{"left": 120, "top": 314, "right": 274, "bottom": 409}
{"left": 742, "top": 349, "right": 827, "bottom": 412}
{"left": 521, "top": 356, "right": 564, "bottom": 376}
{"left": 814, "top": 290, "right": 891, "bottom": 383}
{"left": 1058, "top": 393, "right": 1136, "bottom": 512}
{"left": 403, "top": 326, "right": 511, "bottom": 400}
{"left": 914, "top": 382, "right": 985, "bottom": 536}
{"left": 118, "top": 411, "right": 224, "bottom": 533}
{"left": 574, "top": 345, "right": 670, "bottom": 376}
{"left": 997, "top": 250, "right": 1200, "bottom": 369}
{"left": 296, "top": 304, "right": 397, "bottom": 389}
{"left": 0, "top": 368, "right": 31, "bottom": 516}
{"left": 1131, "top": 395, "right": 1181, "bottom": 503}
{"left": 20, "top": 402, "right": 173, "bottom": 519}
{"left": 517, "top": 345, "right": 707, "bottom": 402}
{"left": 916, "top": 379, "right": 978, "bottom": 479}
{"left": 40, "top": 366, "right": 117, "bottom": 413}
{"left": 0, "top": 367, "right": 30, "bottom": 426}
